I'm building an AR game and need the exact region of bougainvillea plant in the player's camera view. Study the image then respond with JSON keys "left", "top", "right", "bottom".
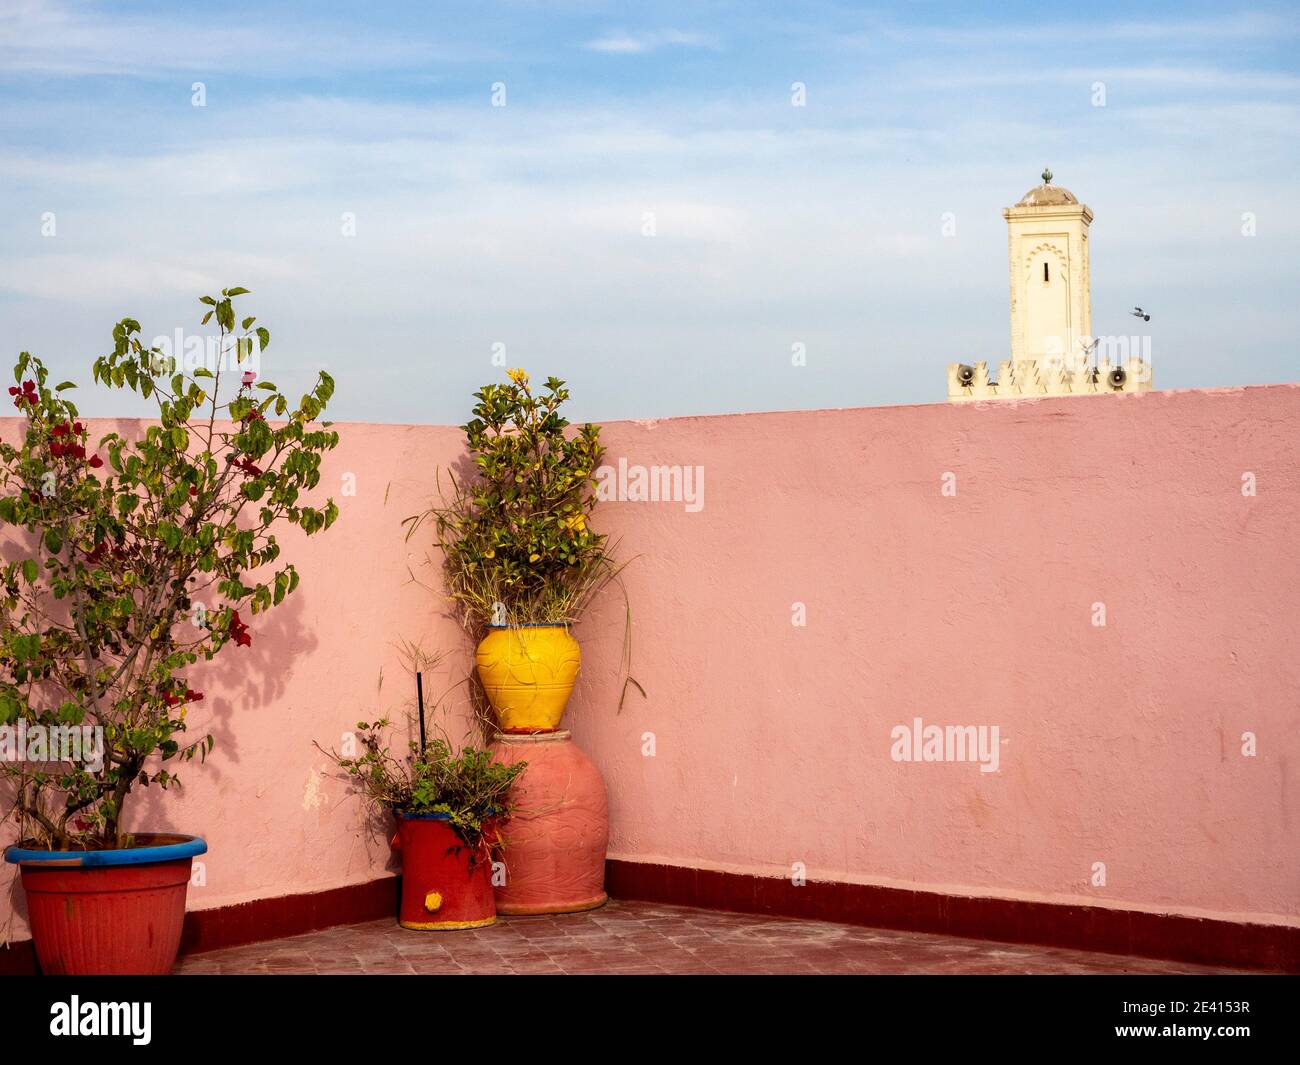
{"left": 0, "top": 288, "right": 339, "bottom": 850}
{"left": 408, "top": 368, "right": 619, "bottom": 628}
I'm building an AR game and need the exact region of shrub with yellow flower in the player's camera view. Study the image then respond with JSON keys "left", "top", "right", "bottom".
{"left": 409, "top": 370, "right": 622, "bottom": 629}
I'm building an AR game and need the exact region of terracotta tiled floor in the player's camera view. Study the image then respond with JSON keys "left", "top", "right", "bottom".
{"left": 172, "top": 899, "right": 1239, "bottom": 975}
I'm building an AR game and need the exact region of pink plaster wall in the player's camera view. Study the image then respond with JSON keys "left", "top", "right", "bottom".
{"left": 3, "top": 385, "right": 1299, "bottom": 945}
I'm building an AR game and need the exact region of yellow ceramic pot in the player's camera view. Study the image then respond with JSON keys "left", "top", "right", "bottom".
{"left": 476, "top": 625, "right": 581, "bottom": 732}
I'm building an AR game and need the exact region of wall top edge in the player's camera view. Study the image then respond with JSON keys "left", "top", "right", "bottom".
{"left": 0, "top": 381, "right": 1298, "bottom": 434}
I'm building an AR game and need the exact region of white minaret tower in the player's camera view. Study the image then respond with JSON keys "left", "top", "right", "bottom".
{"left": 1003, "top": 168, "right": 1092, "bottom": 367}
{"left": 946, "top": 173, "right": 1150, "bottom": 401}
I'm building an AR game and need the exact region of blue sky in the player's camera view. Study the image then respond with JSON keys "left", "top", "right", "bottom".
{"left": 1, "top": 0, "right": 1297, "bottom": 423}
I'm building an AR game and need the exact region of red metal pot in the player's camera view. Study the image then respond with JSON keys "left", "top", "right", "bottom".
{"left": 4, "top": 833, "right": 206, "bottom": 975}
{"left": 391, "top": 813, "right": 496, "bottom": 930}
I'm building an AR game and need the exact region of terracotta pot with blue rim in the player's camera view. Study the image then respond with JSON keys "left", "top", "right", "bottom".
{"left": 4, "top": 833, "right": 206, "bottom": 975}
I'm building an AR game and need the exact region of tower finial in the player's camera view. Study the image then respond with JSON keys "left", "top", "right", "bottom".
{"left": 1042, "top": 167, "right": 1053, "bottom": 185}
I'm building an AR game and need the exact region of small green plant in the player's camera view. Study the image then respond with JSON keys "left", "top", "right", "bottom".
{"left": 407, "top": 368, "right": 623, "bottom": 628}
{"left": 318, "top": 721, "right": 525, "bottom": 852}
{"left": 0, "top": 289, "right": 340, "bottom": 850}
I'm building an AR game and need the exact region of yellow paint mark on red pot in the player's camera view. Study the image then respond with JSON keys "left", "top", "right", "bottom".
{"left": 399, "top": 916, "right": 497, "bottom": 930}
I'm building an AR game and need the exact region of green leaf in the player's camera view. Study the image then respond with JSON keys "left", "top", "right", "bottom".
{"left": 55, "top": 381, "right": 77, "bottom": 392}
{"left": 21, "top": 558, "right": 38, "bottom": 583}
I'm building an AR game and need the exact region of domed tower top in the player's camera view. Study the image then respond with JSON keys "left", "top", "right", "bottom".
{"left": 1002, "top": 168, "right": 1093, "bottom": 364}
{"left": 1015, "top": 167, "right": 1079, "bottom": 207}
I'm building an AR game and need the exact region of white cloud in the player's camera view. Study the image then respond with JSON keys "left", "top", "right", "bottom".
{"left": 879, "top": 12, "right": 1298, "bottom": 48}
{"left": 1, "top": 253, "right": 300, "bottom": 306}
{"left": 584, "top": 29, "right": 716, "bottom": 55}
{"left": 0, "top": 0, "right": 478, "bottom": 77}
{"left": 917, "top": 66, "right": 1300, "bottom": 94}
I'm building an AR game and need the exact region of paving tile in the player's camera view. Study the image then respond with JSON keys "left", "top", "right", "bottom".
{"left": 173, "top": 898, "right": 1250, "bottom": 976}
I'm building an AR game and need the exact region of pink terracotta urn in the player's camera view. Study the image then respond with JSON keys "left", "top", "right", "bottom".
{"left": 489, "top": 730, "right": 608, "bottom": 915}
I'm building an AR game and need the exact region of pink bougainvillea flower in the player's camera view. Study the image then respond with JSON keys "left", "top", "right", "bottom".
{"left": 88, "top": 455, "right": 104, "bottom": 469}
{"left": 241, "top": 371, "right": 256, "bottom": 386}
{"left": 14, "top": 379, "right": 38, "bottom": 406}
{"left": 228, "top": 609, "right": 252, "bottom": 648}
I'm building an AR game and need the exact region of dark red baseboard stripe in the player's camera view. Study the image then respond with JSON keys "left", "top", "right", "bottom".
{"left": 178, "top": 876, "right": 399, "bottom": 956}
{"left": 2, "top": 876, "right": 400, "bottom": 975}
{"left": 604, "top": 859, "right": 1299, "bottom": 973}
{"left": 0, "top": 938, "right": 36, "bottom": 977}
